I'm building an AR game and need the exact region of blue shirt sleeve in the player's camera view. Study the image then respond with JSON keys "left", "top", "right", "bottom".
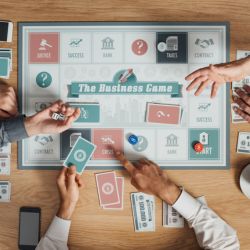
{"left": 0, "top": 115, "right": 29, "bottom": 147}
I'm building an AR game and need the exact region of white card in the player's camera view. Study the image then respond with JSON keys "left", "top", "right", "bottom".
{"left": 0, "top": 143, "right": 11, "bottom": 155}
{"left": 0, "top": 181, "right": 11, "bottom": 202}
{"left": 131, "top": 192, "right": 155, "bottom": 232}
{"left": 237, "top": 132, "right": 250, "bottom": 154}
{"left": 231, "top": 104, "right": 247, "bottom": 124}
{"left": 0, "top": 156, "right": 10, "bottom": 175}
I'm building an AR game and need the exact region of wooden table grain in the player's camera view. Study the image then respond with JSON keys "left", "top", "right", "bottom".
{"left": 0, "top": 0, "right": 249, "bottom": 249}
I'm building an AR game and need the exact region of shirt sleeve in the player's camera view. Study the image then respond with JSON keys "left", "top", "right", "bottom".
{"left": 172, "top": 190, "right": 240, "bottom": 250}
{"left": 36, "top": 216, "right": 71, "bottom": 250}
{"left": 0, "top": 115, "right": 28, "bottom": 147}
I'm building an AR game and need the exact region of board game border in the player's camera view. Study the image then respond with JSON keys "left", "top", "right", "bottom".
{"left": 17, "top": 21, "right": 230, "bottom": 170}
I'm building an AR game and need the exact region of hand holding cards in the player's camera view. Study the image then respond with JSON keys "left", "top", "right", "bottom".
{"left": 63, "top": 137, "right": 96, "bottom": 175}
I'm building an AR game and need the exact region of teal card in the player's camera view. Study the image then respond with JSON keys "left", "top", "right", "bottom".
{"left": 63, "top": 137, "right": 96, "bottom": 174}
{"left": 0, "top": 50, "right": 12, "bottom": 71}
{"left": 69, "top": 103, "right": 100, "bottom": 123}
{"left": 189, "top": 129, "right": 219, "bottom": 160}
{"left": 0, "top": 57, "right": 9, "bottom": 77}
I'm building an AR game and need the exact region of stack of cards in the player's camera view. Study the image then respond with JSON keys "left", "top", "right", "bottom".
{"left": 0, "top": 48, "right": 12, "bottom": 79}
{"left": 0, "top": 143, "right": 11, "bottom": 176}
{"left": 163, "top": 196, "right": 207, "bottom": 228}
{"left": 231, "top": 50, "right": 250, "bottom": 123}
{"left": 130, "top": 192, "right": 155, "bottom": 232}
{"left": 63, "top": 137, "right": 96, "bottom": 175}
{"left": 146, "top": 103, "right": 183, "bottom": 125}
{"left": 0, "top": 181, "right": 11, "bottom": 202}
{"left": 237, "top": 132, "right": 250, "bottom": 154}
{"left": 95, "top": 171, "right": 124, "bottom": 210}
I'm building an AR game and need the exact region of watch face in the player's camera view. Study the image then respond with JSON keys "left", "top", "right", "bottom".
{"left": 0, "top": 22, "right": 9, "bottom": 41}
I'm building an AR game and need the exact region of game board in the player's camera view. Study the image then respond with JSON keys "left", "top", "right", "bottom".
{"left": 18, "top": 22, "right": 230, "bottom": 170}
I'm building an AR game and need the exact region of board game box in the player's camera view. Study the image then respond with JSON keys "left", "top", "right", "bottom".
{"left": 18, "top": 22, "right": 230, "bottom": 170}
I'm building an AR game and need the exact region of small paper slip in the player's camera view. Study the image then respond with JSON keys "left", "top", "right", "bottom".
{"left": 63, "top": 137, "right": 96, "bottom": 174}
{"left": 237, "top": 132, "right": 250, "bottom": 154}
{"left": 0, "top": 156, "right": 10, "bottom": 176}
{"left": 0, "top": 181, "right": 11, "bottom": 202}
{"left": 231, "top": 104, "right": 247, "bottom": 124}
{"left": 131, "top": 192, "right": 155, "bottom": 232}
{"left": 0, "top": 143, "right": 11, "bottom": 155}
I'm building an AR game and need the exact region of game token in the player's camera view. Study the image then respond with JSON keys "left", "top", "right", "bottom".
{"left": 52, "top": 112, "right": 60, "bottom": 120}
{"left": 128, "top": 135, "right": 138, "bottom": 145}
{"left": 194, "top": 142, "right": 203, "bottom": 152}
{"left": 58, "top": 113, "right": 65, "bottom": 121}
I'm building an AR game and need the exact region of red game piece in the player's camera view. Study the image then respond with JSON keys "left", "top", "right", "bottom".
{"left": 194, "top": 142, "right": 203, "bottom": 152}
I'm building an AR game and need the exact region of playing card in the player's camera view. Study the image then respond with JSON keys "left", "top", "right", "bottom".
{"left": 0, "top": 156, "right": 10, "bottom": 175}
{"left": 69, "top": 102, "right": 100, "bottom": 123}
{"left": 63, "top": 137, "right": 96, "bottom": 174}
{"left": 103, "top": 177, "right": 124, "bottom": 210}
{"left": 0, "top": 57, "right": 10, "bottom": 78}
{"left": 0, "top": 143, "right": 11, "bottom": 155}
{"left": 237, "top": 132, "right": 250, "bottom": 154}
{"left": 0, "top": 49, "right": 12, "bottom": 71}
{"left": 0, "top": 181, "right": 11, "bottom": 202}
{"left": 131, "top": 192, "right": 155, "bottom": 232}
{"left": 146, "top": 103, "right": 181, "bottom": 125}
{"left": 95, "top": 171, "right": 120, "bottom": 206}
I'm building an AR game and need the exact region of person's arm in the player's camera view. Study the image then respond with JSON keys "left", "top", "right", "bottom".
{"left": 185, "top": 56, "right": 250, "bottom": 98}
{"left": 172, "top": 190, "right": 239, "bottom": 250}
{"left": 36, "top": 166, "right": 83, "bottom": 250}
{"left": 0, "top": 115, "right": 28, "bottom": 147}
{"left": 114, "top": 151, "right": 240, "bottom": 250}
{"left": 0, "top": 100, "right": 80, "bottom": 147}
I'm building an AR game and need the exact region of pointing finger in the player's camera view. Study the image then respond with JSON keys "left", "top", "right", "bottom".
{"left": 114, "top": 150, "right": 135, "bottom": 175}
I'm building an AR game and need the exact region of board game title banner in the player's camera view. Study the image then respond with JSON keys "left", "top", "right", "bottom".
{"left": 68, "top": 69, "right": 182, "bottom": 97}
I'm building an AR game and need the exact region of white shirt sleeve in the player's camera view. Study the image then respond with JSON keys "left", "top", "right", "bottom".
{"left": 36, "top": 216, "right": 71, "bottom": 250}
{"left": 172, "top": 190, "right": 240, "bottom": 250}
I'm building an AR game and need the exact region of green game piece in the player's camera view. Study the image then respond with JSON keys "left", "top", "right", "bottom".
{"left": 36, "top": 72, "right": 52, "bottom": 88}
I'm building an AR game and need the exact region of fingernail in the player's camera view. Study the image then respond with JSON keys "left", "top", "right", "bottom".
{"left": 233, "top": 107, "right": 238, "bottom": 111}
{"left": 116, "top": 151, "right": 121, "bottom": 155}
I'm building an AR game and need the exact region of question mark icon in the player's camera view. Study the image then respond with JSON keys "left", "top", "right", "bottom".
{"left": 132, "top": 39, "right": 148, "bottom": 56}
{"left": 41, "top": 73, "right": 48, "bottom": 86}
{"left": 36, "top": 71, "right": 52, "bottom": 88}
{"left": 133, "top": 135, "right": 148, "bottom": 152}
{"left": 137, "top": 40, "right": 144, "bottom": 54}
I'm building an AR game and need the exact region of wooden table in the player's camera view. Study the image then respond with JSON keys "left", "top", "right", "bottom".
{"left": 0, "top": 0, "right": 249, "bottom": 249}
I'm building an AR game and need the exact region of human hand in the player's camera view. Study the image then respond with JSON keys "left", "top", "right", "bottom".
{"left": 0, "top": 84, "right": 18, "bottom": 118}
{"left": 56, "top": 166, "right": 83, "bottom": 220}
{"left": 233, "top": 85, "right": 250, "bottom": 123}
{"left": 24, "top": 100, "right": 80, "bottom": 136}
{"left": 114, "top": 150, "right": 181, "bottom": 205}
{"left": 186, "top": 57, "right": 250, "bottom": 98}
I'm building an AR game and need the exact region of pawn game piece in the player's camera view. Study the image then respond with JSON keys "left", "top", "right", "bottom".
{"left": 128, "top": 134, "right": 138, "bottom": 145}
